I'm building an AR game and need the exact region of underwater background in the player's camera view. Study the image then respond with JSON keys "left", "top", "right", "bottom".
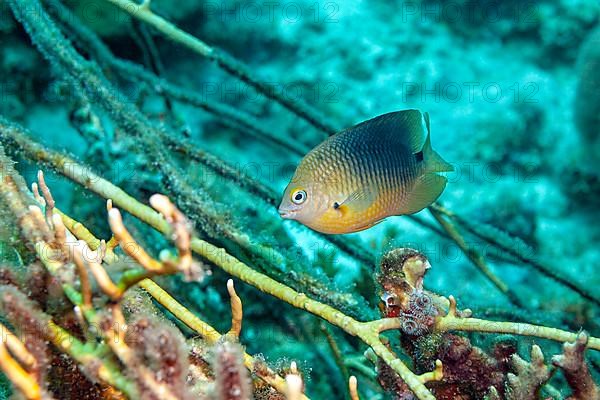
{"left": 0, "top": 0, "right": 599, "bottom": 399}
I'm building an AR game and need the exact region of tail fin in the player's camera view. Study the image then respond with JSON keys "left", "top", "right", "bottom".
{"left": 421, "top": 112, "right": 453, "bottom": 173}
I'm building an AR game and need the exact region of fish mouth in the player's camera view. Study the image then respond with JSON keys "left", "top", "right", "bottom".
{"left": 278, "top": 208, "right": 296, "bottom": 219}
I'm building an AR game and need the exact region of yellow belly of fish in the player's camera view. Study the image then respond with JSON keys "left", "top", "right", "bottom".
{"left": 308, "top": 193, "right": 398, "bottom": 234}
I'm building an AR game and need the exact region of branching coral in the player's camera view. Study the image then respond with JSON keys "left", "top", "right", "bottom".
{"left": 0, "top": 119, "right": 439, "bottom": 398}
{"left": 375, "top": 248, "right": 600, "bottom": 399}
{"left": 0, "top": 145, "right": 305, "bottom": 398}
{"left": 2, "top": 119, "right": 599, "bottom": 398}
{"left": 552, "top": 333, "right": 600, "bottom": 400}
{"left": 504, "top": 345, "right": 550, "bottom": 399}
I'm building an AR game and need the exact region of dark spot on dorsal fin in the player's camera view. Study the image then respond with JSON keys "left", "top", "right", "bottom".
{"left": 415, "top": 151, "right": 424, "bottom": 162}
{"left": 333, "top": 202, "right": 340, "bottom": 209}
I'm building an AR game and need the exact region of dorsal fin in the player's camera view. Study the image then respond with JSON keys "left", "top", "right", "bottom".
{"left": 342, "top": 109, "right": 427, "bottom": 153}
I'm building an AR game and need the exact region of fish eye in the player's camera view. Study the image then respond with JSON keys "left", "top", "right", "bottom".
{"left": 291, "top": 189, "right": 307, "bottom": 204}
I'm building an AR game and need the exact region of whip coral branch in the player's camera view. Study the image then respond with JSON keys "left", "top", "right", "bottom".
{"left": 55, "top": 208, "right": 118, "bottom": 264}
{"left": 101, "top": 0, "right": 338, "bottom": 136}
{"left": 0, "top": 120, "right": 438, "bottom": 399}
{"left": 429, "top": 203, "right": 600, "bottom": 306}
{"left": 6, "top": 115, "right": 600, "bottom": 398}
{"left": 0, "top": 324, "right": 36, "bottom": 371}
{"left": 435, "top": 296, "right": 600, "bottom": 351}
{"left": 79, "top": 200, "right": 196, "bottom": 302}
{"left": 71, "top": 245, "right": 93, "bottom": 309}
{"left": 36, "top": 170, "right": 55, "bottom": 223}
{"left": 0, "top": 343, "right": 41, "bottom": 400}
{"left": 417, "top": 360, "right": 444, "bottom": 384}
{"left": 321, "top": 323, "right": 351, "bottom": 384}
{"left": 109, "top": 208, "right": 165, "bottom": 273}
{"left": 429, "top": 207, "right": 522, "bottom": 307}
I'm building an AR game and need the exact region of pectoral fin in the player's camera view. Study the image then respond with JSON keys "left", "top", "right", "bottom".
{"left": 400, "top": 173, "right": 447, "bottom": 215}
{"left": 336, "top": 185, "right": 378, "bottom": 216}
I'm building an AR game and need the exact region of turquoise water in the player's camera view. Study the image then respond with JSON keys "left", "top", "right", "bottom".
{"left": 0, "top": 0, "right": 599, "bottom": 399}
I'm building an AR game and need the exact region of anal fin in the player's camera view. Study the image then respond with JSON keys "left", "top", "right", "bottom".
{"left": 346, "top": 218, "right": 386, "bottom": 233}
{"left": 401, "top": 173, "right": 447, "bottom": 215}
